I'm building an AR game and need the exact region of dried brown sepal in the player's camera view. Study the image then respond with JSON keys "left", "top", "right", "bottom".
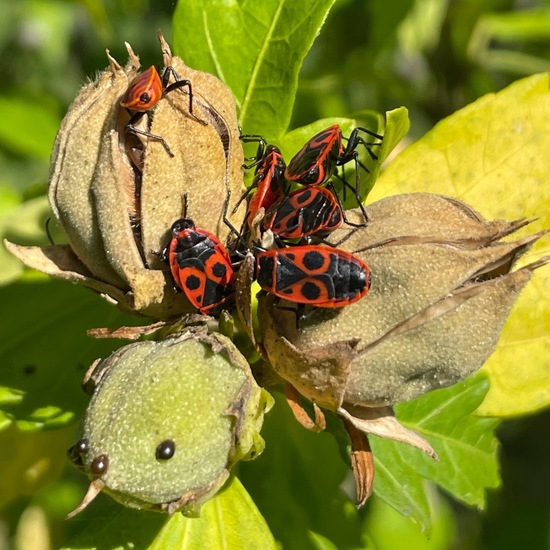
{"left": 66, "top": 479, "right": 105, "bottom": 520}
{"left": 338, "top": 405, "right": 437, "bottom": 458}
{"left": 340, "top": 193, "right": 532, "bottom": 249}
{"left": 234, "top": 252, "right": 259, "bottom": 351}
{"left": 257, "top": 303, "right": 359, "bottom": 409}
{"left": 285, "top": 383, "right": 326, "bottom": 432}
{"left": 343, "top": 420, "right": 374, "bottom": 508}
{"left": 4, "top": 241, "right": 128, "bottom": 308}
{"left": 47, "top": 50, "right": 141, "bottom": 289}
{"left": 86, "top": 313, "right": 215, "bottom": 341}
{"left": 87, "top": 322, "right": 168, "bottom": 340}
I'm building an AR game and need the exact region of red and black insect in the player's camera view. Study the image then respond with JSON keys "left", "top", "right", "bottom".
{"left": 256, "top": 246, "right": 371, "bottom": 307}
{"left": 234, "top": 144, "right": 288, "bottom": 229}
{"left": 284, "top": 124, "right": 382, "bottom": 221}
{"left": 163, "top": 217, "right": 235, "bottom": 314}
{"left": 262, "top": 186, "right": 343, "bottom": 240}
{"left": 120, "top": 65, "right": 205, "bottom": 157}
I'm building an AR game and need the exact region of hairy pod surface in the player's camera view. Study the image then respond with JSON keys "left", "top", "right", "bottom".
{"left": 258, "top": 193, "right": 548, "bottom": 412}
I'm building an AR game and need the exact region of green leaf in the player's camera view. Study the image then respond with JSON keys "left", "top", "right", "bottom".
{"left": 363, "top": 491, "right": 457, "bottom": 550}
{"left": 470, "top": 10, "right": 550, "bottom": 74}
{"left": 371, "top": 373, "right": 500, "bottom": 530}
{"left": 0, "top": 96, "right": 59, "bottom": 160}
{"left": 0, "top": 424, "right": 75, "bottom": 509}
{"left": 173, "top": 0, "right": 336, "bottom": 139}
{"left": 0, "top": 276, "right": 139, "bottom": 431}
{"left": 239, "top": 391, "right": 364, "bottom": 550}
{"left": 369, "top": 73, "right": 550, "bottom": 417}
{"left": 63, "top": 476, "right": 276, "bottom": 550}
{"left": 150, "top": 477, "right": 276, "bottom": 550}
{"left": 372, "top": 451, "right": 431, "bottom": 534}
{"left": 0, "top": 195, "right": 57, "bottom": 286}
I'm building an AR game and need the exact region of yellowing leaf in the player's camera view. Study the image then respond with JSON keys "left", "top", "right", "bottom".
{"left": 370, "top": 74, "right": 550, "bottom": 417}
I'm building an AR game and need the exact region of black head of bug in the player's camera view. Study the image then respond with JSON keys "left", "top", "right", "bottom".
{"left": 171, "top": 218, "right": 196, "bottom": 235}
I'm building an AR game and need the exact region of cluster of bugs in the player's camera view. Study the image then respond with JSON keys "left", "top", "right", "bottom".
{"left": 120, "top": 63, "right": 382, "bottom": 320}
{"left": 163, "top": 126, "right": 382, "bottom": 318}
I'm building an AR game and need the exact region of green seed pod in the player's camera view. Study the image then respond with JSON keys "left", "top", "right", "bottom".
{"left": 67, "top": 329, "right": 272, "bottom": 517}
{"left": 6, "top": 33, "right": 246, "bottom": 319}
{"left": 258, "top": 194, "right": 548, "bottom": 439}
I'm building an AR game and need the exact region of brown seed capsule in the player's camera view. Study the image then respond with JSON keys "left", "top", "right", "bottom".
{"left": 5, "top": 33, "right": 246, "bottom": 319}
{"left": 258, "top": 193, "right": 549, "bottom": 420}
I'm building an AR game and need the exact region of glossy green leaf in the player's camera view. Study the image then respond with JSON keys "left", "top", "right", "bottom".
{"left": 63, "top": 476, "right": 275, "bottom": 550}
{"left": 173, "top": 0, "right": 336, "bottom": 139}
{"left": 0, "top": 96, "right": 59, "bottom": 160}
{"left": 150, "top": 477, "right": 276, "bottom": 550}
{"left": 0, "top": 275, "right": 139, "bottom": 431}
{"left": 369, "top": 74, "right": 550, "bottom": 417}
{"left": 371, "top": 373, "right": 500, "bottom": 532}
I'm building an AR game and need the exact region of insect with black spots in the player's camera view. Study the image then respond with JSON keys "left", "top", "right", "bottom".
{"left": 233, "top": 144, "right": 288, "bottom": 229}
{"left": 262, "top": 186, "right": 343, "bottom": 241}
{"left": 284, "top": 124, "right": 382, "bottom": 222}
{"left": 256, "top": 245, "right": 371, "bottom": 307}
{"left": 163, "top": 213, "right": 235, "bottom": 315}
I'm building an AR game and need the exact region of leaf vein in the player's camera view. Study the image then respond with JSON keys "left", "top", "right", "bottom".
{"left": 240, "top": 0, "right": 285, "bottom": 124}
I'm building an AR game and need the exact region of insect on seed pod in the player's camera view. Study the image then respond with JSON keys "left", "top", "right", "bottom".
{"left": 258, "top": 193, "right": 549, "bottom": 428}
{"left": 5, "top": 32, "right": 247, "bottom": 320}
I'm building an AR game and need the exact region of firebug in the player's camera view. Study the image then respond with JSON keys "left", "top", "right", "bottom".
{"left": 234, "top": 144, "right": 288, "bottom": 229}
{"left": 284, "top": 124, "right": 382, "bottom": 222}
{"left": 262, "top": 186, "right": 343, "bottom": 240}
{"left": 120, "top": 65, "right": 206, "bottom": 157}
{"left": 163, "top": 217, "right": 235, "bottom": 315}
{"left": 256, "top": 246, "right": 371, "bottom": 307}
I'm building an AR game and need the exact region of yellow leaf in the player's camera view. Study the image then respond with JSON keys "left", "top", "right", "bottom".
{"left": 370, "top": 74, "right": 550, "bottom": 417}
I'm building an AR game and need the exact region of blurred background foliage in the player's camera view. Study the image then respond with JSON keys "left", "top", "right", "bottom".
{"left": 0, "top": 0, "right": 549, "bottom": 548}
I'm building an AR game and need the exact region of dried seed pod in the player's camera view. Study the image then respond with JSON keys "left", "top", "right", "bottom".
{"left": 67, "top": 328, "right": 272, "bottom": 517}
{"left": 258, "top": 193, "right": 548, "bottom": 419}
{"left": 6, "top": 33, "right": 246, "bottom": 319}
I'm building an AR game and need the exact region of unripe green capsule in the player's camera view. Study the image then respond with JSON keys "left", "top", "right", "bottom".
{"left": 67, "top": 329, "right": 272, "bottom": 517}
